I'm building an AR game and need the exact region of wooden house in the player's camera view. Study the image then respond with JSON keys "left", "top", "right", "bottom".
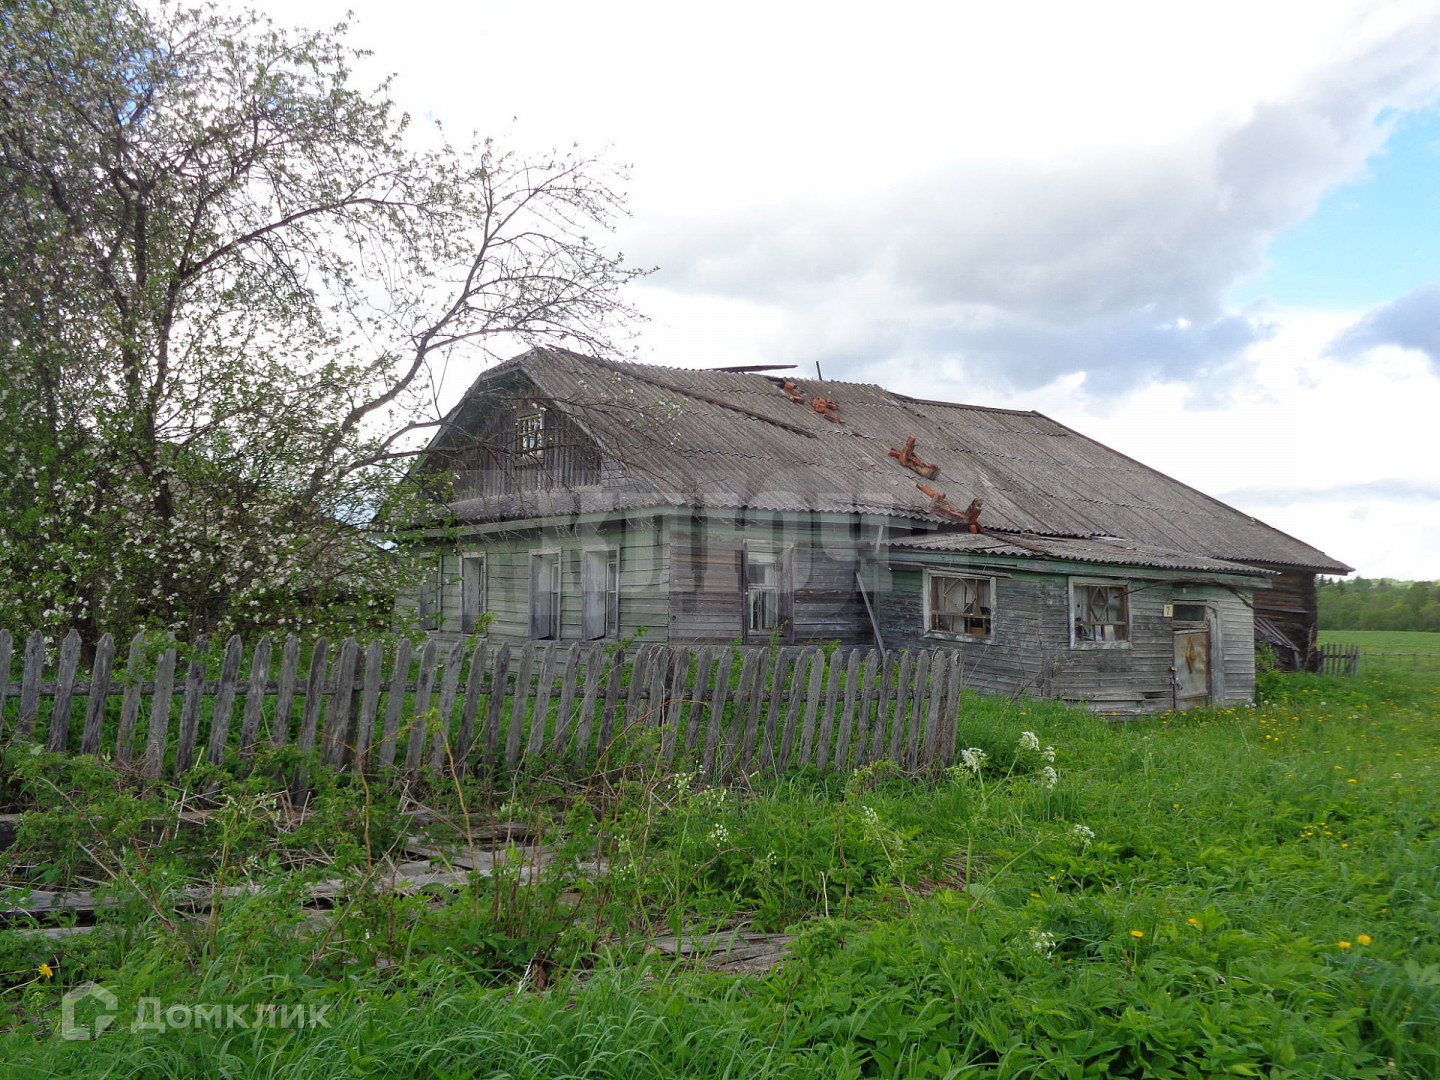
{"left": 408, "top": 348, "right": 1350, "bottom": 713}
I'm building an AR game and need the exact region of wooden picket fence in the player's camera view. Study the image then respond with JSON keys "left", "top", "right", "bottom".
{"left": 0, "top": 630, "right": 969, "bottom": 786}
{"left": 1318, "top": 642, "right": 1440, "bottom": 677}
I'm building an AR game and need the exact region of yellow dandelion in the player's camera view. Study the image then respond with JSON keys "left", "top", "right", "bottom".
{"left": 1129, "top": 929, "right": 1144, "bottom": 939}
{"left": 1187, "top": 917, "right": 1201, "bottom": 927}
{"left": 37, "top": 962, "right": 53, "bottom": 979}
{"left": 1358, "top": 934, "right": 1372, "bottom": 946}
{"left": 1338, "top": 940, "right": 1352, "bottom": 950}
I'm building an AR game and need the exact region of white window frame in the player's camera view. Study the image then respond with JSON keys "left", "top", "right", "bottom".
{"left": 581, "top": 546, "right": 620, "bottom": 640}
{"left": 1070, "top": 578, "right": 1131, "bottom": 648}
{"left": 529, "top": 550, "right": 562, "bottom": 640}
{"left": 923, "top": 570, "right": 995, "bottom": 642}
{"left": 460, "top": 552, "right": 487, "bottom": 635}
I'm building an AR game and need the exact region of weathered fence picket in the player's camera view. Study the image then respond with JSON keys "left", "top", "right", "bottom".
{"left": 0, "top": 632, "right": 975, "bottom": 784}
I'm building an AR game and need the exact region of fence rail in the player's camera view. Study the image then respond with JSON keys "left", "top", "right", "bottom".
{"left": 0, "top": 630, "right": 969, "bottom": 786}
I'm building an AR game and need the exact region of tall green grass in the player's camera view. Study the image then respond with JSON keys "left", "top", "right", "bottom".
{"left": 3, "top": 669, "right": 1438, "bottom": 1078}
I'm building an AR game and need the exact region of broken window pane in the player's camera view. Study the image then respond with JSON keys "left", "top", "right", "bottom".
{"left": 1074, "top": 583, "right": 1129, "bottom": 642}
{"left": 928, "top": 573, "right": 992, "bottom": 637}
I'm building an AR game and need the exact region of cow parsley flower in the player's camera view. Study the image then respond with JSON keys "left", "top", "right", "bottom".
{"left": 707, "top": 823, "right": 731, "bottom": 847}
{"left": 1042, "top": 745, "right": 1056, "bottom": 762}
{"left": 1030, "top": 929, "right": 1057, "bottom": 957}
{"left": 1040, "top": 766, "right": 1058, "bottom": 788}
{"left": 1070, "top": 823, "right": 1095, "bottom": 847}
{"left": 960, "top": 747, "right": 988, "bottom": 775}
{"left": 1018, "top": 731, "right": 1040, "bottom": 752}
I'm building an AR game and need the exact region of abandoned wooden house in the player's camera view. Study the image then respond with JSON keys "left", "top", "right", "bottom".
{"left": 407, "top": 348, "right": 1350, "bottom": 713}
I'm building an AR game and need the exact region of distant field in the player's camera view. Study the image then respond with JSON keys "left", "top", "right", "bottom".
{"left": 1319, "top": 630, "right": 1440, "bottom": 653}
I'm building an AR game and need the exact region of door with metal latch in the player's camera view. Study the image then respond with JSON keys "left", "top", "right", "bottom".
{"left": 1173, "top": 628, "right": 1211, "bottom": 709}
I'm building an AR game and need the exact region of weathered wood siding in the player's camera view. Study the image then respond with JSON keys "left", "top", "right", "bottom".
{"left": 415, "top": 515, "right": 670, "bottom": 643}
{"left": 666, "top": 512, "right": 875, "bottom": 645}
{"left": 876, "top": 557, "right": 1256, "bottom": 713}
{"left": 1249, "top": 567, "right": 1318, "bottom": 671}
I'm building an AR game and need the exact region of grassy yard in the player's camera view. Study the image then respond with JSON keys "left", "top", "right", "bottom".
{"left": 2, "top": 666, "right": 1438, "bottom": 1078}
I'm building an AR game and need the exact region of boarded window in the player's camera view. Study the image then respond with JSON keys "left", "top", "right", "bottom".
{"left": 927, "top": 572, "right": 992, "bottom": 637}
{"left": 530, "top": 552, "right": 561, "bottom": 639}
{"left": 581, "top": 548, "right": 619, "bottom": 640}
{"left": 516, "top": 410, "right": 544, "bottom": 464}
{"left": 1074, "top": 582, "right": 1129, "bottom": 643}
{"left": 460, "top": 554, "right": 486, "bottom": 634}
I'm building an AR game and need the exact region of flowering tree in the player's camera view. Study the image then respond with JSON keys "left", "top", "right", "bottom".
{"left": 0, "top": 0, "right": 643, "bottom": 639}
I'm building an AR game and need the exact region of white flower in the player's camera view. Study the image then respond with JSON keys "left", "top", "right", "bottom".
{"left": 1042, "top": 746, "right": 1056, "bottom": 763}
{"left": 707, "top": 823, "right": 731, "bottom": 847}
{"left": 960, "top": 747, "right": 988, "bottom": 775}
{"left": 1018, "top": 731, "right": 1040, "bottom": 752}
{"left": 1040, "top": 766, "right": 1058, "bottom": 788}
{"left": 1030, "top": 929, "right": 1057, "bottom": 957}
{"left": 1070, "top": 823, "right": 1095, "bottom": 846}
{"left": 860, "top": 805, "right": 881, "bottom": 829}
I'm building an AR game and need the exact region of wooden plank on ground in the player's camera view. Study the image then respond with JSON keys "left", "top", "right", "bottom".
{"left": 143, "top": 648, "right": 177, "bottom": 781}
{"left": 81, "top": 633, "right": 116, "bottom": 756}
{"left": 206, "top": 636, "right": 244, "bottom": 767}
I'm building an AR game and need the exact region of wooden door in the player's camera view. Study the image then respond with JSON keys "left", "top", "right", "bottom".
{"left": 1173, "top": 628, "right": 1210, "bottom": 709}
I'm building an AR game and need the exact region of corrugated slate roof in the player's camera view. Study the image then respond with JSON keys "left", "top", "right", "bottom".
{"left": 441, "top": 349, "right": 1350, "bottom": 573}
{"left": 886, "top": 532, "right": 1273, "bottom": 575}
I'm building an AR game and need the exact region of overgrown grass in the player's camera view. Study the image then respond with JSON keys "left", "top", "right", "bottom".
{"left": 2, "top": 669, "right": 1437, "bottom": 1078}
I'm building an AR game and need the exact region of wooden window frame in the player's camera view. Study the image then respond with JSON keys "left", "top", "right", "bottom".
{"left": 1070, "top": 578, "right": 1131, "bottom": 648}
{"left": 741, "top": 541, "right": 794, "bottom": 644}
{"left": 417, "top": 553, "right": 443, "bottom": 631}
{"left": 515, "top": 409, "right": 545, "bottom": 465}
{"left": 581, "top": 546, "right": 620, "bottom": 640}
{"left": 529, "top": 550, "right": 562, "bottom": 640}
{"left": 459, "top": 552, "right": 487, "bottom": 635}
{"left": 923, "top": 570, "right": 995, "bottom": 642}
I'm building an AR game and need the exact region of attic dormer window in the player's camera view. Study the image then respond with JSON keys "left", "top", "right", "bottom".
{"left": 516, "top": 409, "right": 544, "bottom": 464}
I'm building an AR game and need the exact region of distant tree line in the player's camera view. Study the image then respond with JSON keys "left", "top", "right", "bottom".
{"left": 1317, "top": 578, "right": 1440, "bottom": 632}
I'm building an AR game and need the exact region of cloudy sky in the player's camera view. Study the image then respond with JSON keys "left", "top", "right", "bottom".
{"left": 270, "top": 0, "right": 1440, "bottom": 579}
